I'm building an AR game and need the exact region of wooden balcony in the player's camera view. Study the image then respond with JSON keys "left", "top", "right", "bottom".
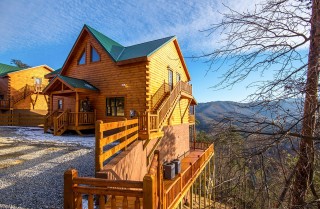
{"left": 64, "top": 142, "right": 214, "bottom": 209}
{"left": 189, "top": 114, "right": 195, "bottom": 124}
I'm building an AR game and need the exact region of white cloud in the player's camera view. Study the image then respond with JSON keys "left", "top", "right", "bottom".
{"left": 1, "top": 0, "right": 303, "bottom": 58}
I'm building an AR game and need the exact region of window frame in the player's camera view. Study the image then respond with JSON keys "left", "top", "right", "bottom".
{"left": 176, "top": 72, "right": 181, "bottom": 83}
{"left": 57, "top": 98, "right": 64, "bottom": 110}
{"left": 90, "top": 46, "right": 100, "bottom": 63}
{"left": 106, "top": 97, "right": 125, "bottom": 117}
{"left": 78, "top": 49, "right": 86, "bottom": 65}
{"left": 168, "top": 68, "right": 173, "bottom": 91}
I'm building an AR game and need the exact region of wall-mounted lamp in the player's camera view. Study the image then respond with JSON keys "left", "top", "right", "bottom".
{"left": 121, "top": 83, "right": 127, "bottom": 87}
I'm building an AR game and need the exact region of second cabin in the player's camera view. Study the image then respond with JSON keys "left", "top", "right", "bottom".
{"left": 43, "top": 25, "right": 196, "bottom": 140}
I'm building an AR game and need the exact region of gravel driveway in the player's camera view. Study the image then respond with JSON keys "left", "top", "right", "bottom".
{"left": 0, "top": 127, "right": 95, "bottom": 209}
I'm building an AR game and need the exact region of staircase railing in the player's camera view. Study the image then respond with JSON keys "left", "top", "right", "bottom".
{"left": 44, "top": 110, "right": 59, "bottom": 133}
{"left": 151, "top": 81, "right": 170, "bottom": 111}
{"left": 54, "top": 110, "right": 69, "bottom": 135}
{"left": 11, "top": 84, "right": 34, "bottom": 106}
{"left": 139, "top": 81, "right": 192, "bottom": 135}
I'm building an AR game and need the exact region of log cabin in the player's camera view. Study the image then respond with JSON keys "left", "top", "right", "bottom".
{"left": 47, "top": 25, "right": 214, "bottom": 208}
{"left": 0, "top": 63, "right": 53, "bottom": 116}
{"left": 43, "top": 24, "right": 197, "bottom": 139}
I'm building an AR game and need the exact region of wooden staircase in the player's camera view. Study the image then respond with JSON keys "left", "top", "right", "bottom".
{"left": 53, "top": 110, "right": 69, "bottom": 136}
{"left": 11, "top": 84, "right": 34, "bottom": 106}
{"left": 139, "top": 81, "right": 193, "bottom": 141}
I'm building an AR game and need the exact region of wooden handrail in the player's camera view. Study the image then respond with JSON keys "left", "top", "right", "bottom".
{"left": 151, "top": 81, "right": 170, "bottom": 110}
{"left": 163, "top": 142, "right": 214, "bottom": 209}
{"left": 64, "top": 169, "right": 143, "bottom": 209}
{"left": 95, "top": 119, "right": 139, "bottom": 173}
{"left": 0, "top": 99, "right": 10, "bottom": 109}
{"left": 68, "top": 112, "right": 95, "bottom": 125}
{"left": 54, "top": 110, "right": 68, "bottom": 135}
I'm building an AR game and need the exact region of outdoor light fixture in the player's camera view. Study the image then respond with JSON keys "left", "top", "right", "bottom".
{"left": 121, "top": 84, "right": 127, "bottom": 87}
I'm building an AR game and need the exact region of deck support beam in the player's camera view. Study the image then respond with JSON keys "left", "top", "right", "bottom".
{"left": 75, "top": 92, "right": 79, "bottom": 127}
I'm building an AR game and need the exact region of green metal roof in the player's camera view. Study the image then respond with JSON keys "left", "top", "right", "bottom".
{"left": 0, "top": 63, "right": 22, "bottom": 77}
{"left": 85, "top": 25, "right": 176, "bottom": 62}
{"left": 47, "top": 68, "right": 61, "bottom": 76}
{"left": 85, "top": 25, "right": 124, "bottom": 61}
{"left": 58, "top": 75, "right": 99, "bottom": 91}
{"left": 117, "top": 36, "right": 175, "bottom": 61}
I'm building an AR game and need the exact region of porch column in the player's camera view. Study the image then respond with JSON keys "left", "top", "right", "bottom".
{"left": 50, "top": 93, "right": 53, "bottom": 114}
{"left": 75, "top": 92, "right": 79, "bottom": 127}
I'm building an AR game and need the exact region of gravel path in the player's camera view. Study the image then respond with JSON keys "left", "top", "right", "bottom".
{"left": 0, "top": 127, "right": 95, "bottom": 209}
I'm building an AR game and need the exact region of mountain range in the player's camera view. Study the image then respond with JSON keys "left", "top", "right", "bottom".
{"left": 195, "top": 99, "right": 303, "bottom": 132}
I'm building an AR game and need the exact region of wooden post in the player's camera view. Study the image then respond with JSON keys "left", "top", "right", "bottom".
{"left": 95, "top": 120, "right": 103, "bottom": 174}
{"left": 64, "top": 169, "right": 78, "bottom": 209}
{"left": 190, "top": 184, "right": 193, "bottom": 209}
{"left": 147, "top": 112, "right": 151, "bottom": 135}
{"left": 143, "top": 175, "right": 156, "bottom": 209}
{"left": 75, "top": 92, "right": 79, "bottom": 127}
{"left": 204, "top": 164, "right": 207, "bottom": 208}
{"left": 53, "top": 116, "right": 58, "bottom": 136}
{"left": 124, "top": 118, "right": 127, "bottom": 150}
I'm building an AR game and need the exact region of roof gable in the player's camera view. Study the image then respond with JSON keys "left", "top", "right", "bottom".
{"left": 60, "top": 25, "right": 191, "bottom": 80}
{"left": 43, "top": 75, "right": 99, "bottom": 94}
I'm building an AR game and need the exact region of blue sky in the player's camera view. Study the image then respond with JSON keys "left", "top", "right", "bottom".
{"left": 0, "top": 0, "right": 263, "bottom": 103}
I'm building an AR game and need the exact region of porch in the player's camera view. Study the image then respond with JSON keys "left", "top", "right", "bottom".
{"left": 44, "top": 110, "right": 96, "bottom": 136}
{"left": 42, "top": 75, "right": 99, "bottom": 135}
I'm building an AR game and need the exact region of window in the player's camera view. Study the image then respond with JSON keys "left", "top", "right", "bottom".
{"left": 91, "top": 46, "right": 100, "bottom": 62}
{"left": 168, "top": 69, "right": 173, "bottom": 91}
{"left": 0, "top": 95, "right": 4, "bottom": 100}
{"left": 34, "top": 77, "right": 42, "bottom": 92}
{"left": 78, "top": 50, "right": 86, "bottom": 65}
{"left": 176, "top": 73, "right": 181, "bottom": 83}
{"left": 106, "top": 97, "right": 125, "bottom": 116}
{"left": 58, "top": 99, "right": 63, "bottom": 110}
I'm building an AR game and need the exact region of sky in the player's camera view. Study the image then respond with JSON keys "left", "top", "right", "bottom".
{"left": 0, "top": 0, "right": 270, "bottom": 103}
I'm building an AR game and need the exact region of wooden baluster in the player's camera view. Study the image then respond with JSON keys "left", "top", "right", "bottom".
{"left": 99, "top": 195, "right": 105, "bottom": 209}
{"left": 123, "top": 196, "right": 128, "bottom": 209}
{"left": 88, "top": 194, "right": 94, "bottom": 209}
{"left": 135, "top": 197, "right": 140, "bottom": 209}
{"left": 111, "top": 195, "right": 116, "bottom": 209}
{"left": 75, "top": 193, "right": 82, "bottom": 208}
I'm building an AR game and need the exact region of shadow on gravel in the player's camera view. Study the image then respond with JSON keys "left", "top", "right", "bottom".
{"left": 0, "top": 144, "right": 95, "bottom": 209}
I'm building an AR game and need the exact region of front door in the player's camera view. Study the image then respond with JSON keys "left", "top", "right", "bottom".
{"left": 168, "top": 69, "right": 173, "bottom": 91}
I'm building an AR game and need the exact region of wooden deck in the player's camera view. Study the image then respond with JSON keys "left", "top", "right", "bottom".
{"left": 163, "top": 149, "right": 206, "bottom": 190}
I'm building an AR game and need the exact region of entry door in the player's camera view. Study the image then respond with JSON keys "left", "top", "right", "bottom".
{"left": 168, "top": 69, "right": 173, "bottom": 91}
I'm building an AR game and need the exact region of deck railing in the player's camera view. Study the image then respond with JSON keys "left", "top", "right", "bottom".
{"left": 64, "top": 142, "right": 214, "bottom": 209}
{"left": 68, "top": 112, "right": 95, "bottom": 125}
{"left": 189, "top": 114, "right": 195, "bottom": 124}
{"left": 95, "top": 119, "right": 139, "bottom": 173}
{"left": 163, "top": 143, "right": 214, "bottom": 208}
{"left": 139, "top": 81, "right": 193, "bottom": 135}
{"left": 64, "top": 169, "right": 144, "bottom": 209}
{"left": 0, "top": 99, "right": 10, "bottom": 109}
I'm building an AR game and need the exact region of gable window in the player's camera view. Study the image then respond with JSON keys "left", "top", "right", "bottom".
{"left": 58, "top": 99, "right": 63, "bottom": 110}
{"left": 176, "top": 73, "right": 181, "bottom": 83}
{"left": 106, "top": 97, "right": 125, "bottom": 116}
{"left": 91, "top": 46, "right": 100, "bottom": 62}
{"left": 78, "top": 50, "right": 86, "bottom": 65}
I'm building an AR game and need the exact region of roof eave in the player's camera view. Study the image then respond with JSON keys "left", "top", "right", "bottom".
{"left": 116, "top": 56, "right": 150, "bottom": 66}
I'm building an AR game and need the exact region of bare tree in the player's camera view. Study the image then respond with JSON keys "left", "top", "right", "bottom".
{"left": 200, "top": 0, "right": 320, "bottom": 208}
